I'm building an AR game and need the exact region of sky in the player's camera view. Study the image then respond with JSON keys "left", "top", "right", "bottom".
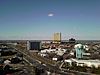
{"left": 0, "top": 0, "right": 100, "bottom": 40}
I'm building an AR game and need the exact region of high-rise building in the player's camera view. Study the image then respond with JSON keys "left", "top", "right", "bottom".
{"left": 53, "top": 32, "right": 61, "bottom": 43}
{"left": 27, "top": 41, "right": 41, "bottom": 51}
{"left": 74, "top": 44, "right": 84, "bottom": 59}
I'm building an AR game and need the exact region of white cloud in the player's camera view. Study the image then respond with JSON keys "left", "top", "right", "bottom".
{"left": 48, "top": 13, "right": 54, "bottom": 17}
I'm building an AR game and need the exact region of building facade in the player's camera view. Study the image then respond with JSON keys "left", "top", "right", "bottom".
{"left": 53, "top": 33, "right": 61, "bottom": 43}
{"left": 27, "top": 41, "right": 41, "bottom": 51}
{"left": 75, "top": 44, "right": 84, "bottom": 59}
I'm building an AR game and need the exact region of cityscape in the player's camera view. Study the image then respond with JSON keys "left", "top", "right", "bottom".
{"left": 0, "top": 33, "right": 100, "bottom": 75}
{"left": 0, "top": 0, "right": 100, "bottom": 75}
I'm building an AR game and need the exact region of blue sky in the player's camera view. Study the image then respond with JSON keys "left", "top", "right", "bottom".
{"left": 0, "top": 0, "right": 100, "bottom": 40}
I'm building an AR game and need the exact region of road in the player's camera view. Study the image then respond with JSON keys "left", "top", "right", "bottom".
{"left": 11, "top": 45, "right": 96, "bottom": 75}
{"left": 18, "top": 49, "right": 98, "bottom": 75}
{"left": 14, "top": 48, "right": 73, "bottom": 75}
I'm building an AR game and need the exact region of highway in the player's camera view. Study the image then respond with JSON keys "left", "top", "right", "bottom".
{"left": 17, "top": 49, "right": 99, "bottom": 75}
{"left": 14, "top": 48, "right": 73, "bottom": 75}
{"left": 10, "top": 44, "right": 97, "bottom": 75}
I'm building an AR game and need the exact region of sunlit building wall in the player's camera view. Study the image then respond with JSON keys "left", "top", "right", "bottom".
{"left": 53, "top": 33, "right": 61, "bottom": 43}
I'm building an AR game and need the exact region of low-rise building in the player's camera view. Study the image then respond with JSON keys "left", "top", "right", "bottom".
{"left": 65, "top": 59, "right": 100, "bottom": 68}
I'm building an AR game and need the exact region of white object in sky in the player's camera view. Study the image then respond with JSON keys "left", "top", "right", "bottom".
{"left": 48, "top": 13, "right": 54, "bottom": 17}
